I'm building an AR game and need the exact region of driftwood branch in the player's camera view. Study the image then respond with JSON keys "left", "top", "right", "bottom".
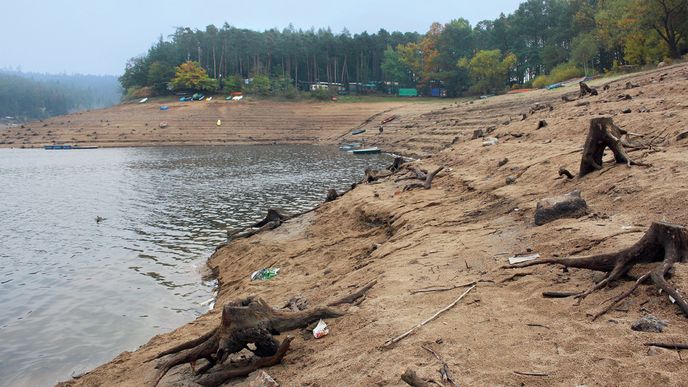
{"left": 327, "top": 280, "right": 377, "bottom": 306}
{"left": 383, "top": 285, "right": 476, "bottom": 347}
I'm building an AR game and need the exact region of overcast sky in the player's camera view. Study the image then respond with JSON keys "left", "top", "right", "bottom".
{"left": 0, "top": 1, "right": 523, "bottom": 76}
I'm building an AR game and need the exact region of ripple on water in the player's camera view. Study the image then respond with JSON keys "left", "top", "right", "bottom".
{"left": 0, "top": 145, "right": 391, "bottom": 386}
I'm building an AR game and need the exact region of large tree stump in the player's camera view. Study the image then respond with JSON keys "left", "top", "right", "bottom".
{"left": 151, "top": 282, "right": 376, "bottom": 386}
{"left": 152, "top": 296, "right": 342, "bottom": 386}
{"left": 579, "top": 117, "right": 649, "bottom": 177}
{"left": 506, "top": 222, "right": 688, "bottom": 319}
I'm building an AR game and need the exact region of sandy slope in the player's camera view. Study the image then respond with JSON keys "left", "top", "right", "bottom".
{"left": 59, "top": 64, "right": 688, "bottom": 386}
{"left": 0, "top": 100, "right": 412, "bottom": 148}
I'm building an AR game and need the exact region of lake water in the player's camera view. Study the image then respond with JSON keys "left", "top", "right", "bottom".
{"left": 0, "top": 145, "right": 391, "bottom": 386}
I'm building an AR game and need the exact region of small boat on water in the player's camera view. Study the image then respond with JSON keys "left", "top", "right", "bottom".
{"left": 44, "top": 145, "right": 99, "bottom": 150}
{"left": 348, "top": 147, "right": 381, "bottom": 154}
{"left": 339, "top": 142, "right": 361, "bottom": 150}
{"left": 351, "top": 129, "right": 366, "bottom": 135}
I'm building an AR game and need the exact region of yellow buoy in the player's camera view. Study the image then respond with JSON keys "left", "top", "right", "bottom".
{"left": 217, "top": 119, "right": 222, "bottom": 126}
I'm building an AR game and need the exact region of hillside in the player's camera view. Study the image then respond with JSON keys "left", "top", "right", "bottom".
{"left": 60, "top": 63, "right": 688, "bottom": 386}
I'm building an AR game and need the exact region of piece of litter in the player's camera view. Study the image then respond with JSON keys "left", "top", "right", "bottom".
{"left": 200, "top": 298, "right": 214, "bottom": 306}
{"left": 250, "top": 268, "right": 280, "bottom": 281}
{"left": 509, "top": 254, "right": 540, "bottom": 265}
{"left": 313, "top": 319, "right": 329, "bottom": 339}
{"left": 669, "top": 295, "right": 676, "bottom": 304}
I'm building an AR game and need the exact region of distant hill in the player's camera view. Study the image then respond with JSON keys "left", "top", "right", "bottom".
{"left": 0, "top": 70, "right": 122, "bottom": 121}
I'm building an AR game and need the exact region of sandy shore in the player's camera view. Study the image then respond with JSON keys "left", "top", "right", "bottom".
{"left": 57, "top": 64, "right": 688, "bottom": 386}
{"left": 0, "top": 99, "right": 425, "bottom": 149}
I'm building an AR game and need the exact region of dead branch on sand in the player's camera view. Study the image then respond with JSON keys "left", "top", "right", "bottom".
{"left": 422, "top": 345, "right": 458, "bottom": 386}
{"left": 384, "top": 285, "right": 476, "bottom": 347}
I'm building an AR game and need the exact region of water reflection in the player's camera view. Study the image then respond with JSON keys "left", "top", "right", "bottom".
{"left": 0, "top": 145, "right": 390, "bottom": 386}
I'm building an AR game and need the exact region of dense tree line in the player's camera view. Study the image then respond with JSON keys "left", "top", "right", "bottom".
{"left": 122, "top": 0, "right": 688, "bottom": 98}
{"left": 0, "top": 71, "right": 122, "bottom": 120}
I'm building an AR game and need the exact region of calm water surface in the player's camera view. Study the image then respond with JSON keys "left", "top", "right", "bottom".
{"left": 0, "top": 145, "right": 391, "bottom": 386}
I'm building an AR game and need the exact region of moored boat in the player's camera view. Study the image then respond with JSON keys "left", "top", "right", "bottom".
{"left": 348, "top": 147, "right": 381, "bottom": 154}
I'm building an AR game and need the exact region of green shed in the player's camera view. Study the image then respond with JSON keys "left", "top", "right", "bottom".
{"left": 398, "top": 88, "right": 418, "bottom": 97}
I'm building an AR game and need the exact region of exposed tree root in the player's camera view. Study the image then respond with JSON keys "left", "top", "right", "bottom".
{"left": 363, "top": 167, "right": 392, "bottom": 183}
{"left": 403, "top": 167, "right": 445, "bottom": 191}
{"left": 579, "top": 117, "right": 651, "bottom": 177}
{"left": 195, "top": 336, "right": 294, "bottom": 387}
{"left": 506, "top": 222, "right": 688, "bottom": 319}
{"left": 228, "top": 209, "right": 292, "bottom": 239}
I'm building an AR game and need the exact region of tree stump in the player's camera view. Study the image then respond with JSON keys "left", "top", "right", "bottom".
{"left": 388, "top": 157, "right": 406, "bottom": 173}
{"left": 579, "top": 117, "right": 649, "bottom": 177}
{"left": 151, "top": 282, "right": 376, "bottom": 386}
{"left": 507, "top": 222, "right": 688, "bottom": 319}
{"left": 152, "top": 297, "right": 343, "bottom": 386}
{"left": 579, "top": 81, "right": 598, "bottom": 97}
{"left": 325, "top": 189, "right": 338, "bottom": 202}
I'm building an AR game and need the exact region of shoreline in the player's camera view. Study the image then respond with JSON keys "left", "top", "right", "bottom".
{"left": 60, "top": 64, "right": 688, "bottom": 386}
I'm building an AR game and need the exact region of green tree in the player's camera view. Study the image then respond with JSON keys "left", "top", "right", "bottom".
{"left": 244, "top": 74, "right": 271, "bottom": 96}
{"left": 170, "top": 61, "right": 218, "bottom": 91}
{"left": 380, "top": 46, "right": 413, "bottom": 86}
{"left": 147, "top": 61, "right": 175, "bottom": 94}
{"left": 458, "top": 50, "right": 517, "bottom": 94}
{"left": 571, "top": 33, "right": 599, "bottom": 74}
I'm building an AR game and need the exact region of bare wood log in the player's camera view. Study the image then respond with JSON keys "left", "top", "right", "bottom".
{"left": 514, "top": 371, "right": 549, "bottom": 377}
{"left": 383, "top": 285, "right": 476, "bottom": 347}
{"left": 579, "top": 117, "right": 651, "bottom": 177}
{"left": 644, "top": 342, "right": 688, "bottom": 350}
{"left": 542, "top": 291, "right": 580, "bottom": 298}
{"left": 506, "top": 222, "right": 688, "bottom": 318}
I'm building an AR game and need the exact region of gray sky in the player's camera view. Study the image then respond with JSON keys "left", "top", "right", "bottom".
{"left": 0, "top": 1, "right": 523, "bottom": 76}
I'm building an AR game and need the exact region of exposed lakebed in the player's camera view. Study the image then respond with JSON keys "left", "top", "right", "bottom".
{"left": 0, "top": 145, "right": 391, "bottom": 386}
